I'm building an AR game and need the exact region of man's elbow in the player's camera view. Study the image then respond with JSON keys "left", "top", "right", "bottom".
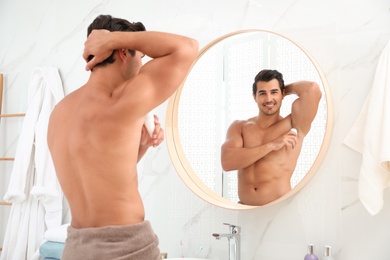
{"left": 221, "top": 159, "right": 235, "bottom": 172}
{"left": 222, "top": 163, "right": 233, "bottom": 172}
{"left": 189, "top": 38, "right": 199, "bottom": 52}
{"left": 310, "top": 82, "right": 322, "bottom": 101}
{"left": 183, "top": 38, "right": 199, "bottom": 60}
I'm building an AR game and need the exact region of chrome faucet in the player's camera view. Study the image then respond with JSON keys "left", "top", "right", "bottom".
{"left": 212, "top": 223, "right": 240, "bottom": 260}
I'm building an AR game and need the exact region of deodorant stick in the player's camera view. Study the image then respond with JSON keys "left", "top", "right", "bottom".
{"left": 144, "top": 113, "right": 155, "bottom": 137}
{"left": 290, "top": 128, "right": 298, "bottom": 134}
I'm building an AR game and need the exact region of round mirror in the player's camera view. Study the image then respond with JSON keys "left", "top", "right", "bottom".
{"left": 166, "top": 30, "right": 333, "bottom": 209}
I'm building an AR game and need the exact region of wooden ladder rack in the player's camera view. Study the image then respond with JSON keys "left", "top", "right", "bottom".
{"left": 0, "top": 73, "right": 25, "bottom": 207}
{"left": 0, "top": 74, "right": 26, "bottom": 253}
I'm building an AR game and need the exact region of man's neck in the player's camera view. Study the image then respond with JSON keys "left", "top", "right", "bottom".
{"left": 87, "top": 66, "right": 126, "bottom": 94}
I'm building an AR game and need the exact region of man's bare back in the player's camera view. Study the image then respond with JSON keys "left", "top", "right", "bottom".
{"left": 48, "top": 84, "right": 146, "bottom": 228}
{"left": 47, "top": 15, "right": 198, "bottom": 231}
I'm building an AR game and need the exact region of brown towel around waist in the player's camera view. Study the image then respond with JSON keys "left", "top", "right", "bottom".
{"left": 62, "top": 220, "right": 160, "bottom": 260}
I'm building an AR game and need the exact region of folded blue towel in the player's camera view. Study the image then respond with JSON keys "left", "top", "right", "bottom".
{"left": 39, "top": 241, "right": 64, "bottom": 259}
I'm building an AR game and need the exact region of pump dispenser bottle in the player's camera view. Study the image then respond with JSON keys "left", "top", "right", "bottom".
{"left": 322, "top": 246, "right": 334, "bottom": 260}
{"left": 304, "top": 244, "right": 319, "bottom": 260}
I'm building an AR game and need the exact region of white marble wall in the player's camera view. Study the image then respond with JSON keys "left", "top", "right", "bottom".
{"left": 1, "top": 0, "right": 390, "bottom": 259}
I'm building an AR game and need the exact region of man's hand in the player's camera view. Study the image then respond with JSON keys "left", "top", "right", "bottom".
{"left": 140, "top": 115, "right": 164, "bottom": 148}
{"left": 83, "top": 29, "right": 114, "bottom": 71}
{"left": 271, "top": 129, "right": 297, "bottom": 151}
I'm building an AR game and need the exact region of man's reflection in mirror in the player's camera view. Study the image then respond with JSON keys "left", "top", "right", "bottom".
{"left": 221, "top": 69, "right": 321, "bottom": 206}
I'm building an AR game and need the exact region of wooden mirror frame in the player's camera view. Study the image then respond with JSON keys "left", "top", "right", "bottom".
{"left": 166, "top": 29, "right": 333, "bottom": 209}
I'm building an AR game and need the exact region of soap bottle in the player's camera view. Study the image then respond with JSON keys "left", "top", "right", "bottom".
{"left": 304, "top": 244, "right": 319, "bottom": 260}
{"left": 322, "top": 245, "right": 334, "bottom": 260}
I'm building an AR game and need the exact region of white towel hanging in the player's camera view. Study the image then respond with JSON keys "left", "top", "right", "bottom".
{"left": 344, "top": 40, "right": 390, "bottom": 215}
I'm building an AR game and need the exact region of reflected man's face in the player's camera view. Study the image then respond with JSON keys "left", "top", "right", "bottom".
{"left": 253, "top": 79, "right": 284, "bottom": 116}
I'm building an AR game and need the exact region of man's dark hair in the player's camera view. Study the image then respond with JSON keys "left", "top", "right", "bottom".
{"left": 252, "top": 69, "right": 285, "bottom": 95}
{"left": 87, "top": 14, "right": 146, "bottom": 68}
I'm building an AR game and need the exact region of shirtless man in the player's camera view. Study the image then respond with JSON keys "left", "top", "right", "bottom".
{"left": 221, "top": 69, "right": 321, "bottom": 206}
{"left": 47, "top": 15, "right": 198, "bottom": 259}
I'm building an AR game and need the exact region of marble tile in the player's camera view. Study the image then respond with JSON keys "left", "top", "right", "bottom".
{"left": 1, "top": 0, "right": 390, "bottom": 258}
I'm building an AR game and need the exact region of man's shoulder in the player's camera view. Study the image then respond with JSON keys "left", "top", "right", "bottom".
{"left": 238, "top": 116, "right": 259, "bottom": 127}
{"left": 229, "top": 119, "right": 247, "bottom": 129}
{"left": 228, "top": 118, "right": 258, "bottom": 134}
{"left": 231, "top": 116, "right": 257, "bottom": 125}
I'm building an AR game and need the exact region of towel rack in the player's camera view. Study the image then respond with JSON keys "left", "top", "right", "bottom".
{"left": 1, "top": 74, "right": 27, "bottom": 255}
{"left": 0, "top": 73, "right": 25, "bottom": 207}
{"left": 0, "top": 113, "right": 25, "bottom": 118}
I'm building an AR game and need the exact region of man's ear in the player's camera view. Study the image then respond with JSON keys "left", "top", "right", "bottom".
{"left": 118, "top": 49, "right": 128, "bottom": 61}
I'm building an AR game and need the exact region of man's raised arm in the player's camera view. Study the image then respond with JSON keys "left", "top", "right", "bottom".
{"left": 285, "top": 81, "right": 322, "bottom": 136}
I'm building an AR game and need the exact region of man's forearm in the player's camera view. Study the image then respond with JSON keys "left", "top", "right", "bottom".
{"left": 84, "top": 30, "right": 198, "bottom": 71}
{"left": 110, "top": 31, "right": 198, "bottom": 60}
{"left": 221, "top": 144, "right": 274, "bottom": 171}
{"left": 284, "top": 81, "right": 319, "bottom": 97}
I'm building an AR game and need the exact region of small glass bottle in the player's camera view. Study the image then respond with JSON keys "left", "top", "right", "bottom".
{"left": 322, "top": 245, "right": 334, "bottom": 260}
{"left": 304, "top": 244, "right": 319, "bottom": 260}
